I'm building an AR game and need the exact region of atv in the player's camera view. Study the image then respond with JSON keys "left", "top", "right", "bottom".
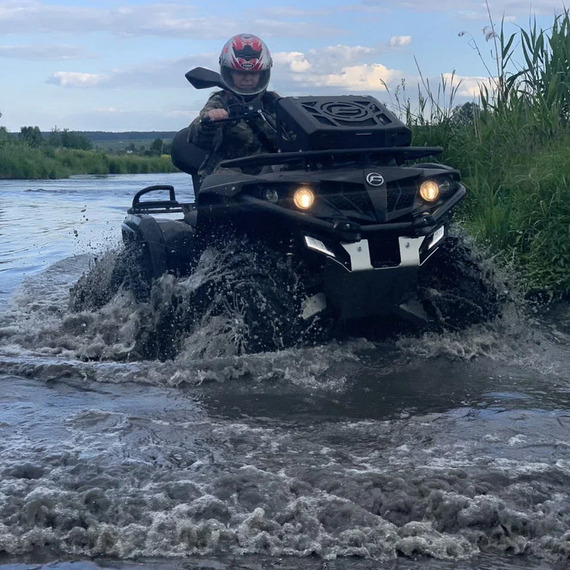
{"left": 120, "top": 67, "right": 469, "bottom": 346}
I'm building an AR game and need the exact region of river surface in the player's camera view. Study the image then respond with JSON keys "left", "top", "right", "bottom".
{"left": 0, "top": 173, "right": 569, "bottom": 570}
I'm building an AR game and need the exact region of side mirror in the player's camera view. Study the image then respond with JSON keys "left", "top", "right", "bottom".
{"left": 185, "top": 67, "right": 224, "bottom": 89}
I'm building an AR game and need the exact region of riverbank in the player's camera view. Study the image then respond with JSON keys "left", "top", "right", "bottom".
{"left": 0, "top": 144, "right": 177, "bottom": 179}
{"left": 403, "top": 11, "right": 570, "bottom": 299}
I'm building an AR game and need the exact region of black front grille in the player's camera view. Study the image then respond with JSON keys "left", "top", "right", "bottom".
{"left": 323, "top": 180, "right": 417, "bottom": 223}
{"left": 324, "top": 182, "right": 374, "bottom": 216}
{"left": 387, "top": 181, "right": 417, "bottom": 212}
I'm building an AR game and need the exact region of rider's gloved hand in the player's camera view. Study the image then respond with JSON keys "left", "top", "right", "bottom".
{"left": 200, "top": 108, "right": 229, "bottom": 131}
{"left": 207, "top": 109, "right": 229, "bottom": 121}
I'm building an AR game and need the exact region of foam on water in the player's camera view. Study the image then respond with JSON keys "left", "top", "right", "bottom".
{"left": 0, "top": 246, "right": 369, "bottom": 392}
{"left": 1, "top": 244, "right": 569, "bottom": 567}
{"left": 1, "top": 385, "right": 569, "bottom": 565}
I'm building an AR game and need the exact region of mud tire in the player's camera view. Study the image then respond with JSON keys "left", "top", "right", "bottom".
{"left": 197, "top": 242, "right": 308, "bottom": 354}
{"left": 135, "top": 240, "right": 311, "bottom": 359}
{"left": 69, "top": 242, "right": 152, "bottom": 312}
{"left": 418, "top": 234, "right": 505, "bottom": 330}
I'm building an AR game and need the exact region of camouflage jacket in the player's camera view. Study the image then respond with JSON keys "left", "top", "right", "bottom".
{"left": 188, "top": 90, "right": 280, "bottom": 180}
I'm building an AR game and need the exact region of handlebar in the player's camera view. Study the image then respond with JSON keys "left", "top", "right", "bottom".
{"left": 200, "top": 107, "right": 278, "bottom": 152}
{"left": 200, "top": 109, "right": 263, "bottom": 126}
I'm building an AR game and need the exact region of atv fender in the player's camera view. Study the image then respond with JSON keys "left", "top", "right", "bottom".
{"left": 122, "top": 214, "right": 196, "bottom": 279}
{"left": 122, "top": 214, "right": 167, "bottom": 278}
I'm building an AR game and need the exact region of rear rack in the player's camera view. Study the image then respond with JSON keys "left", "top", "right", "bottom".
{"left": 128, "top": 185, "right": 185, "bottom": 214}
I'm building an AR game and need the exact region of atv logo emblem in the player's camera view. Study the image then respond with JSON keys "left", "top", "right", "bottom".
{"left": 366, "top": 172, "right": 384, "bottom": 186}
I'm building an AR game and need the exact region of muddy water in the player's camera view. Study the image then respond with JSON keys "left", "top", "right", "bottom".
{"left": 0, "top": 174, "right": 568, "bottom": 570}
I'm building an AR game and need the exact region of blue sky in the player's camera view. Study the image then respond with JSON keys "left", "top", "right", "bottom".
{"left": 0, "top": 0, "right": 566, "bottom": 132}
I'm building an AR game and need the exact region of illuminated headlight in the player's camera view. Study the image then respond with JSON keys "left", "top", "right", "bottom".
{"left": 419, "top": 180, "right": 441, "bottom": 202}
{"left": 293, "top": 186, "right": 315, "bottom": 210}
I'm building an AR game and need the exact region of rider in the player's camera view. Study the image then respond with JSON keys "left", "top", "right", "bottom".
{"left": 188, "top": 33, "right": 279, "bottom": 181}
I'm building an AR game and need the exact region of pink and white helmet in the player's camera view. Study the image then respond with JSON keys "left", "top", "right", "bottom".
{"left": 219, "top": 33, "right": 272, "bottom": 96}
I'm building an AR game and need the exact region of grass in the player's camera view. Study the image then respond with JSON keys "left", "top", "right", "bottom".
{"left": 389, "top": 7, "right": 570, "bottom": 298}
{"left": 0, "top": 142, "right": 177, "bottom": 179}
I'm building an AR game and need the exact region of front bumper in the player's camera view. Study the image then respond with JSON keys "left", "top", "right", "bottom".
{"left": 315, "top": 229, "right": 445, "bottom": 321}
{"left": 240, "top": 188, "right": 460, "bottom": 321}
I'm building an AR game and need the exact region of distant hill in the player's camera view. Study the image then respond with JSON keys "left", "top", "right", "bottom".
{"left": 76, "top": 131, "right": 178, "bottom": 152}
{"left": 6, "top": 130, "right": 179, "bottom": 152}
{"left": 76, "top": 131, "right": 177, "bottom": 142}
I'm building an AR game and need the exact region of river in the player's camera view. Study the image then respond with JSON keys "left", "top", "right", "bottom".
{"left": 0, "top": 173, "right": 568, "bottom": 570}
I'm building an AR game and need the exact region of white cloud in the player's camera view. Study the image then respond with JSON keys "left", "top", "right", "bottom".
{"left": 0, "top": 0, "right": 106, "bottom": 33}
{"left": 0, "top": 1, "right": 342, "bottom": 38}
{"left": 0, "top": 1, "right": 216, "bottom": 36}
{"left": 45, "top": 53, "right": 216, "bottom": 89}
{"left": 45, "top": 38, "right": 412, "bottom": 93}
{"left": 272, "top": 43, "right": 408, "bottom": 93}
{"left": 274, "top": 51, "right": 311, "bottom": 72}
{"left": 389, "top": 36, "right": 412, "bottom": 47}
{"left": 323, "top": 64, "right": 399, "bottom": 90}
{"left": 41, "top": 37, "right": 486, "bottom": 106}
{"left": 272, "top": 45, "right": 491, "bottom": 103}
{"left": 356, "top": 0, "right": 565, "bottom": 17}
{"left": 48, "top": 71, "right": 107, "bottom": 87}
{"left": 308, "top": 44, "right": 377, "bottom": 70}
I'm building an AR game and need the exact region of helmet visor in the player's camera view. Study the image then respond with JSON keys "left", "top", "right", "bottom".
{"left": 221, "top": 68, "right": 270, "bottom": 96}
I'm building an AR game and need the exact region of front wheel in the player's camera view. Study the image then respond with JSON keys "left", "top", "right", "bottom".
{"left": 418, "top": 234, "right": 505, "bottom": 330}
{"left": 69, "top": 241, "right": 152, "bottom": 312}
{"left": 200, "top": 242, "right": 308, "bottom": 354}
{"left": 134, "top": 240, "right": 314, "bottom": 359}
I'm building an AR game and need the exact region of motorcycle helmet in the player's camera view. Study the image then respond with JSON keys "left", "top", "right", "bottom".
{"left": 219, "top": 33, "right": 272, "bottom": 96}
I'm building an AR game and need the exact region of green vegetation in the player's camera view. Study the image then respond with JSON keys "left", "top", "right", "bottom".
{"left": 83, "top": 131, "right": 176, "bottom": 153}
{"left": 391, "top": 7, "right": 570, "bottom": 298}
{"left": 0, "top": 126, "right": 177, "bottom": 179}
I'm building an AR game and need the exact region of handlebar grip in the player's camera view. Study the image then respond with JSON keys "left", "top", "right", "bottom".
{"left": 201, "top": 111, "right": 251, "bottom": 126}
{"left": 201, "top": 114, "right": 231, "bottom": 127}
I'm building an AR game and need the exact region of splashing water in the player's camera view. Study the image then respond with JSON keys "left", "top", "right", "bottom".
{"left": 65, "top": 240, "right": 316, "bottom": 361}
{"left": 1, "top": 177, "right": 569, "bottom": 569}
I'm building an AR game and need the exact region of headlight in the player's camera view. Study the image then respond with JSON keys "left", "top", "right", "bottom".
{"left": 419, "top": 180, "right": 441, "bottom": 202}
{"left": 264, "top": 188, "right": 279, "bottom": 203}
{"left": 438, "top": 178, "right": 452, "bottom": 193}
{"left": 293, "top": 186, "right": 315, "bottom": 210}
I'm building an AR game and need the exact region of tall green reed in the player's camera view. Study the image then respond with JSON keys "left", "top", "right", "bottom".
{"left": 385, "top": 5, "right": 570, "bottom": 295}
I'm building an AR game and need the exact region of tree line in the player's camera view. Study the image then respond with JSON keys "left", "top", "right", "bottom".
{"left": 0, "top": 116, "right": 177, "bottom": 179}
{"left": 1, "top": 123, "right": 170, "bottom": 156}
{"left": 18, "top": 125, "right": 93, "bottom": 150}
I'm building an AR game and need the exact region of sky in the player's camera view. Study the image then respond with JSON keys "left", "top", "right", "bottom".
{"left": 0, "top": 0, "right": 567, "bottom": 132}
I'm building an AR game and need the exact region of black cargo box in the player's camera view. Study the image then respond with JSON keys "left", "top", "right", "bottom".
{"left": 276, "top": 95, "right": 412, "bottom": 151}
